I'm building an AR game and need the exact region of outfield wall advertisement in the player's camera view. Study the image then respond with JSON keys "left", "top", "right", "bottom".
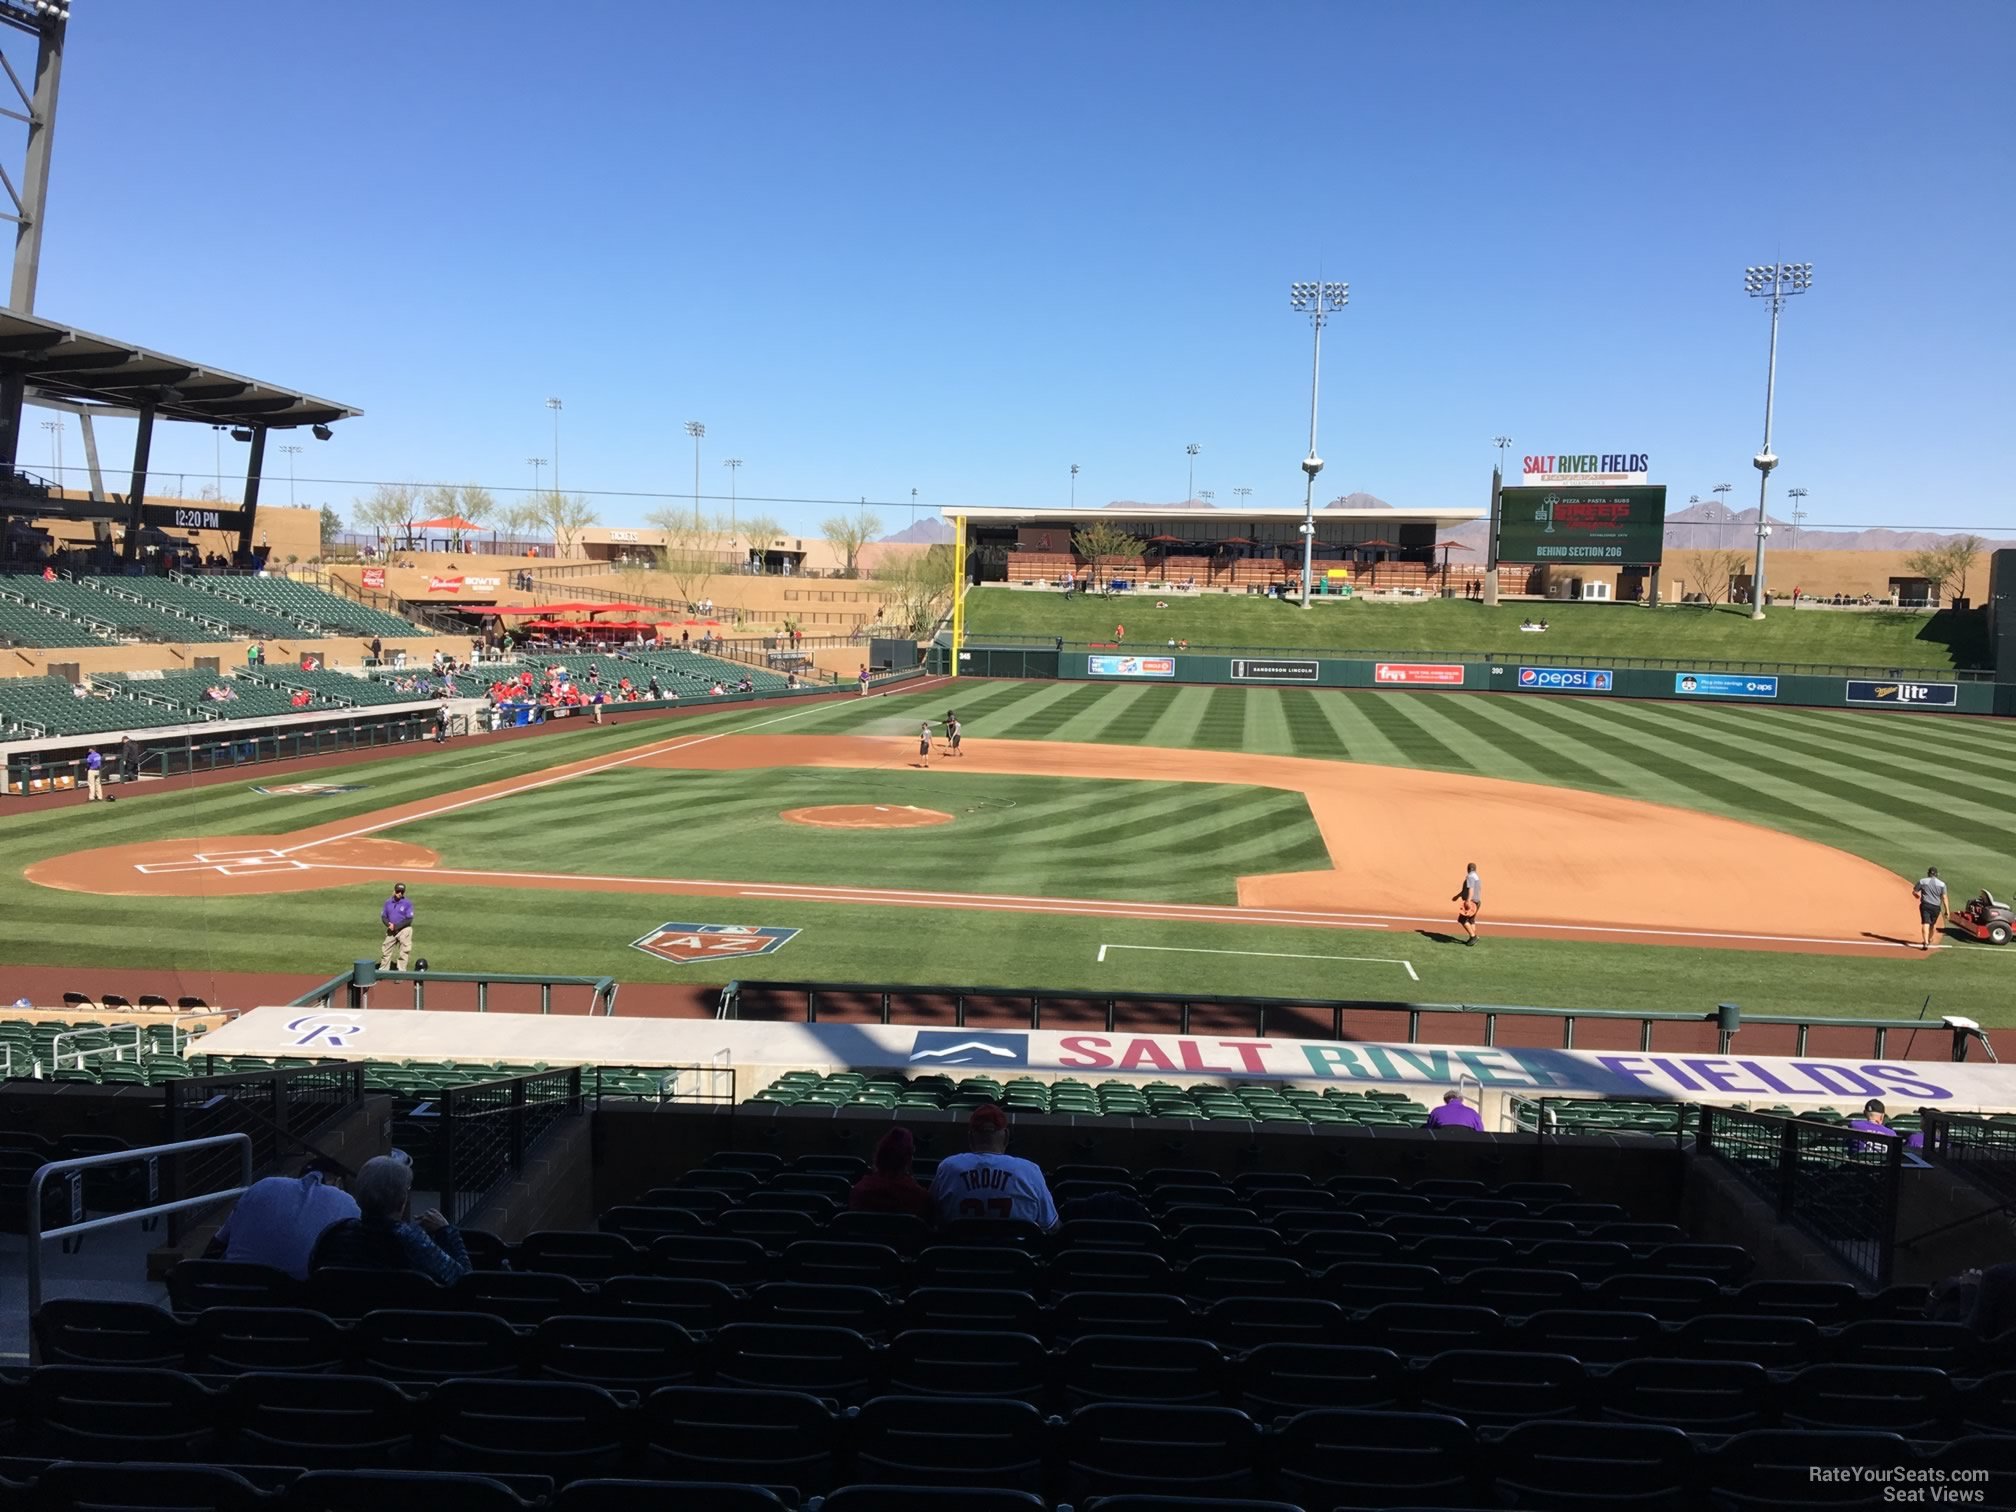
{"left": 199, "top": 1007, "right": 2016, "bottom": 1109}
{"left": 1675, "top": 673, "right": 1779, "bottom": 700}
{"left": 1847, "top": 680, "right": 1959, "bottom": 709}
{"left": 1087, "top": 655, "right": 1174, "bottom": 678}
{"left": 1230, "top": 659, "right": 1320, "bottom": 683}
{"left": 1497, "top": 484, "right": 1667, "bottom": 565}
{"left": 1517, "top": 666, "right": 1613, "bottom": 693}
{"left": 1375, "top": 663, "right": 1466, "bottom": 686}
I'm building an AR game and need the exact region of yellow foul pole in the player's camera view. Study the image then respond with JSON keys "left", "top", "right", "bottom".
{"left": 949, "top": 511, "right": 967, "bottom": 678}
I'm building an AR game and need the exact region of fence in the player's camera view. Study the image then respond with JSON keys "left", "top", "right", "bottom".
{"left": 289, "top": 967, "right": 620, "bottom": 1016}
{"left": 1919, "top": 1111, "right": 2016, "bottom": 1208}
{"left": 162, "top": 1062, "right": 367, "bottom": 1241}
{"left": 719, "top": 980, "right": 1972, "bottom": 1061}
{"left": 434, "top": 1067, "right": 583, "bottom": 1224}
{"left": 1698, "top": 1105, "right": 1902, "bottom": 1287}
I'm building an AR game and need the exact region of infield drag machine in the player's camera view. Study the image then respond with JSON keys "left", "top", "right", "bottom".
{"left": 1952, "top": 890, "right": 2014, "bottom": 947}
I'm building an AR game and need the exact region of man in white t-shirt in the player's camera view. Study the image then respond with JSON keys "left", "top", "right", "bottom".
{"left": 927, "top": 1104, "right": 1059, "bottom": 1230}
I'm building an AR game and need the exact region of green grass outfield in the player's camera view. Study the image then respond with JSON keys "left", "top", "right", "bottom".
{"left": 962, "top": 588, "right": 1986, "bottom": 670}
{"left": 1, "top": 681, "right": 2011, "bottom": 1022}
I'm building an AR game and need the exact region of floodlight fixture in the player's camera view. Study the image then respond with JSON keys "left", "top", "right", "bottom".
{"left": 1288, "top": 275, "right": 1350, "bottom": 606}
{"left": 1741, "top": 258, "right": 1813, "bottom": 618}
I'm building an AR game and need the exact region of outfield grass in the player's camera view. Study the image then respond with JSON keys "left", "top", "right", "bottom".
{"left": 961, "top": 588, "right": 1985, "bottom": 670}
{"left": 399, "top": 769, "right": 1329, "bottom": 905}
{"left": 1, "top": 682, "right": 2011, "bottom": 1023}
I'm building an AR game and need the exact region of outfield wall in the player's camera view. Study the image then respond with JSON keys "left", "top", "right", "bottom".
{"left": 942, "top": 646, "right": 2009, "bottom": 716}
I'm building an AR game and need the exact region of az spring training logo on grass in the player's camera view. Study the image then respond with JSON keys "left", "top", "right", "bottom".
{"left": 907, "top": 1030, "right": 1030, "bottom": 1068}
{"left": 631, "top": 923, "right": 799, "bottom": 964}
{"left": 251, "top": 783, "right": 369, "bottom": 796}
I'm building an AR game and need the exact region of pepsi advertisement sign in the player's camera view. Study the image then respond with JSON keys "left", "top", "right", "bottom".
{"left": 1675, "top": 673, "right": 1779, "bottom": 700}
{"left": 1518, "top": 666, "right": 1613, "bottom": 693}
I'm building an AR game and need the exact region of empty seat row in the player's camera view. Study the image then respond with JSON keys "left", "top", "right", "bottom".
{"left": 39, "top": 1302, "right": 2009, "bottom": 1426}
{"left": 3, "top": 1368, "right": 2011, "bottom": 1509}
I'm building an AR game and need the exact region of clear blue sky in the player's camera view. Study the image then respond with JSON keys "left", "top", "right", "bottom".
{"left": 25, "top": 0, "right": 2013, "bottom": 535}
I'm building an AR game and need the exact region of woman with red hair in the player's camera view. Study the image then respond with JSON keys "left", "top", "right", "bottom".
{"left": 849, "top": 1128, "right": 931, "bottom": 1219}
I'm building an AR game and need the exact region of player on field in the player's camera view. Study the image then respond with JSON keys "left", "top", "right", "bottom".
{"left": 916, "top": 720, "right": 932, "bottom": 768}
{"left": 945, "top": 709, "right": 964, "bottom": 757}
{"left": 1452, "top": 862, "right": 1482, "bottom": 946}
{"left": 928, "top": 1105, "right": 1059, "bottom": 1230}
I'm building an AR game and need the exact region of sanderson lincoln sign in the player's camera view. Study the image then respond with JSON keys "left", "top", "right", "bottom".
{"left": 196, "top": 1008, "right": 2016, "bottom": 1110}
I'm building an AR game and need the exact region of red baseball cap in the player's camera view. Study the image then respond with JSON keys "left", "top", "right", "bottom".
{"left": 968, "top": 1104, "right": 1008, "bottom": 1135}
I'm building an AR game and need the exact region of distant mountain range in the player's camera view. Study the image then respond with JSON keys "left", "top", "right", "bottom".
{"left": 879, "top": 517, "right": 953, "bottom": 545}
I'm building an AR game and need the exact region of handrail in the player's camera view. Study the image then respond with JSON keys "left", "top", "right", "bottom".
{"left": 721, "top": 979, "right": 1966, "bottom": 1058}
{"left": 291, "top": 968, "right": 619, "bottom": 1016}
{"left": 26, "top": 1132, "right": 254, "bottom": 1319}
{"left": 46, "top": 1023, "right": 142, "bottom": 1072}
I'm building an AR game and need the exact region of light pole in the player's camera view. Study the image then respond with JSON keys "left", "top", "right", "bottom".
{"left": 1712, "top": 482, "right": 1733, "bottom": 549}
{"left": 911, "top": 487, "right": 919, "bottom": 531}
{"left": 527, "top": 457, "right": 545, "bottom": 501}
{"left": 1743, "top": 261, "right": 1812, "bottom": 618}
{"left": 1198, "top": 490, "right": 1215, "bottom": 503}
{"left": 1786, "top": 487, "right": 1808, "bottom": 551}
{"left": 39, "top": 417, "right": 59, "bottom": 491}
{"left": 1290, "top": 278, "right": 1349, "bottom": 607}
{"left": 279, "top": 443, "right": 302, "bottom": 506}
{"left": 1233, "top": 486, "right": 1252, "bottom": 505}
{"left": 1070, "top": 464, "right": 1079, "bottom": 507}
{"left": 723, "top": 458, "right": 742, "bottom": 535}
{"left": 685, "top": 421, "right": 705, "bottom": 526}
{"left": 1493, "top": 434, "right": 1513, "bottom": 477}
{"left": 546, "top": 397, "right": 563, "bottom": 499}
{"left": 1184, "top": 444, "right": 1200, "bottom": 504}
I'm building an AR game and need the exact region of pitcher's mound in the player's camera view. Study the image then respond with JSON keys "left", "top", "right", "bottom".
{"left": 781, "top": 805, "right": 953, "bottom": 830}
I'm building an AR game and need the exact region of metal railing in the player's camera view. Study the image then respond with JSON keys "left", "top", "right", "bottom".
{"left": 1920, "top": 1111, "right": 2016, "bottom": 1207}
{"left": 719, "top": 980, "right": 1969, "bottom": 1060}
{"left": 943, "top": 630, "right": 1994, "bottom": 681}
{"left": 289, "top": 967, "right": 620, "bottom": 1016}
{"left": 1698, "top": 1105, "right": 1902, "bottom": 1287}
{"left": 27, "top": 1133, "right": 253, "bottom": 1319}
{"left": 435, "top": 1066, "right": 583, "bottom": 1223}
{"left": 165, "top": 1063, "right": 367, "bottom": 1238}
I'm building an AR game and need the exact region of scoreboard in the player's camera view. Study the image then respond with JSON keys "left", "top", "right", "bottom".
{"left": 1496, "top": 485, "right": 1666, "bottom": 566}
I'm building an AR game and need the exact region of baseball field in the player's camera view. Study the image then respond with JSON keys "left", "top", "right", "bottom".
{"left": 6, "top": 675, "right": 2014, "bottom": 1022}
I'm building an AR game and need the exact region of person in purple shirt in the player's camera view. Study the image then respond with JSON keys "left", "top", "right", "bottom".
{"left": 210, "top": 1158, "right": 360, "bottom": 1280}
{"left": 1847, "top": 1098, "right": 1925, "bottom": 1151}
{"left": 378, "top": 882, "right": 415, "bottom": 971}
{"left": 1426, "top": 1089, "right": 1485, "bottom": 1131}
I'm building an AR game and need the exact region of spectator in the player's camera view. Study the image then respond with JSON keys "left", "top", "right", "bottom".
{"left": 1426, "top": 1089, "right": 1485, "bottom": 1131}
{"left": 210, "top": 1157, "right": 360, "bottom": 1280}
{"left": 307, "top": 1153, "right": 470, "bottom": 1285}
{"left": 849, "top": 1128, "right": 931, "bottom": 1218}
{"left": 1847, "top": 1098, "right": 1926, "bottom": 1151}
{"left": 928, "top": 1105, "right": 1059, "bottom": 1230}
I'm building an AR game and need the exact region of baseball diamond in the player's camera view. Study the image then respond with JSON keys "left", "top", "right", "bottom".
{"left": 6, "top": 677, "right": 2014, "bottom": 1022}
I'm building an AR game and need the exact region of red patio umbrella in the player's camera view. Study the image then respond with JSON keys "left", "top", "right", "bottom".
{"left": 411, "top": 514, "right": 485, "bottom": 532}
{"left": 1431, "top": 538, "right": 1469, "bottom": 579}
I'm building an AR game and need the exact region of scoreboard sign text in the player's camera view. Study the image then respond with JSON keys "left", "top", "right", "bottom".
{"left": 1846, "top": 680, "right": 1959, "bottom": 710}
{"left": 1230, "top": 658, "right": 1320, "bottom": 683}
{"left": 141, "top": 503, "right": 239, "bottom": 532}
{"left": 1497, "top": 485, "right": 1667, "bottom": 566}
{"left": 632, "top": 923, "right": 799, "bottom": 964}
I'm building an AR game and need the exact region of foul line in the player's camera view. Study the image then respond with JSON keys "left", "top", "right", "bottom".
{"left": 1099, "top": 942, "right": 1420, "bottom": 981}
{"left": 277, "top": 678, "right": 949, "bottom": 857}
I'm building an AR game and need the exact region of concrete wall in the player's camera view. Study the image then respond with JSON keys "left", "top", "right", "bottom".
{"left": 8, "top": 632, "right": 474, "bottom": 682}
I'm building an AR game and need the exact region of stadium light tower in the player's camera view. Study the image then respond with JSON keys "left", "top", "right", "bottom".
{"left": 1290, "top": 279, "right": 1349, "bottom": 607}
{"left": 279, "top": 442, "right": 302, "bottom": 506}
{"left": 1184, "top": 443, "right": 1200, "bottom": 504}
{"left": 1712, "top": 481, "right": 1733, "bottom": 548}
{"left": 1070, "top": 463, "right": 1079, "bottom": 507}
{"left": 545, "top": 397, "right": 563, "bottom": 499}
{"left": 1743, "top": 261, "right": 1812, "bottom": 618}
{"left": 1493, "top": 435, "right": 1513, "bottom": 472}
{"left": 526, "top": 457, "right": 545, "bottom": 500}
{"left": 685, "top": 421, "right": 705, "bottom": 525}
{"left": 722, "top": 457, "right": 742, "bottom": 533}
{"left": 1786, "top": 486, "right": 1808, "bottom": 550}
{"left": 1233, "top": 486, "right": 1253, "bottom": 505}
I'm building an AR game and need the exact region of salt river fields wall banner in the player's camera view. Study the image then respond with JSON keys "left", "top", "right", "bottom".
{"left": 1497, "top": 485, "right": 1668, "bottom": 565}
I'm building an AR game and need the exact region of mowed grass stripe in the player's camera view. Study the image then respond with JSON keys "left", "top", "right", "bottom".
{"left": 1524, "top": 698, "right": 1873, "bottom": 843}
{"left": 985, "top": 681, "right": 1115, "bottom": 739}
{"left": 1074, "top": 683, "right": 1167, "bottom": 745}
{"left": 1678, "top": 704, "right": 2016, "bottom": 827}
{"left": 1344, "top": 692, "right": 1472, "bottom": 771}
{"left": 1188, "top": 686, "right": 1252, "bottom": 751}
{"left": 1409, "top": 694, "right": 1621, "bottom": 791}
{"left": 1279, "top": 689, "right": 1351, "bottom": 760}
{"left": 1240, "top": 689, "right": 1295, "bottom": 756}
{"left": 1595, "top": 701, "right": 2016, "bottom": 858}
{"left": 1714, "top": 706, "right": 2016, "bottom": 787}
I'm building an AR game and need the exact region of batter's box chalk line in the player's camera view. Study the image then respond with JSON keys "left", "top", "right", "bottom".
{"left": 136, "top": 848, "right": 312, "bottom": 877}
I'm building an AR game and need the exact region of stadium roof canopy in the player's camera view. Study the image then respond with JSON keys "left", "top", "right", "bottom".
{"left": 942, "top": 503, "right": 1483, "bottom": 525}
{"left": 0, "top": 309, "right": 361, "bottom": 429}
